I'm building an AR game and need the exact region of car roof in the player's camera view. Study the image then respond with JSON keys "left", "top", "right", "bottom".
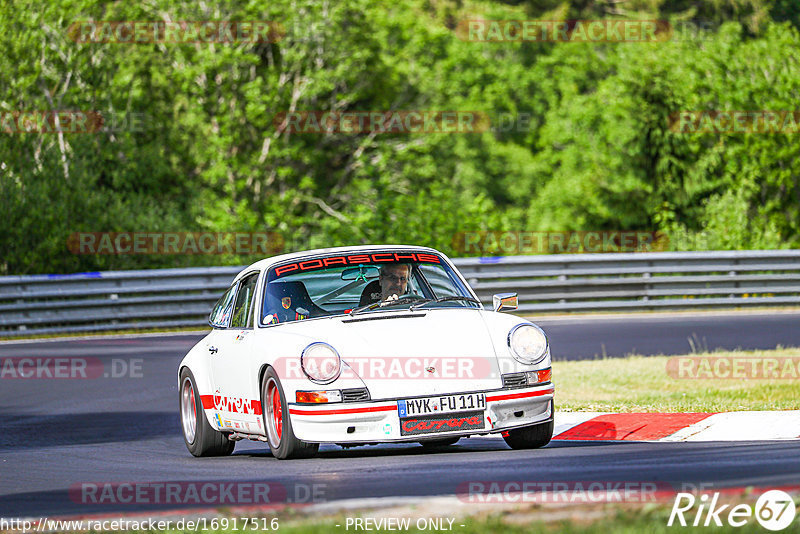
{"left": 233, "top": 244, "right": 445, "bottom": 283}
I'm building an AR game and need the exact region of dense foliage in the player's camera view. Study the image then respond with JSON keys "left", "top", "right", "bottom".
{"left": 1, "top": 0, "right": 799, "bottom": 274}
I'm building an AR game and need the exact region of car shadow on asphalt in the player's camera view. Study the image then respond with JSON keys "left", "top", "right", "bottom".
{"left": 225, "top": 436, "right": 641, "bottom": 461}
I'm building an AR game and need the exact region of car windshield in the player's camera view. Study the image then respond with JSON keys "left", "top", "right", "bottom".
{"left": 260, "top": 250, "right": 479, "bottom": 325}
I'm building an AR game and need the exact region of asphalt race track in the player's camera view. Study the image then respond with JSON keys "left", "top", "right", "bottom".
{"left": 1, "top": 311, "right": 800, "bottom": 517}
{"left": 535, "top": 311, "right": 800, "bottom": 360}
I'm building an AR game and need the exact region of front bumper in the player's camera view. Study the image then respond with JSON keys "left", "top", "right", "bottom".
{"left": 288, "top": 383, "right": 554, "bottom": 443}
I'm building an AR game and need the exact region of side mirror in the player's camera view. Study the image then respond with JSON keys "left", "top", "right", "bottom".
{"left": 493, "top": 292, "right": 518, "bottom": 312}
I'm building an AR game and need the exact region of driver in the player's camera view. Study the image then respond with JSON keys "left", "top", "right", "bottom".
{"left": 379, "top": 263, "right": 411, "bottom": 301}
{"left": 358, "top": 263, "right": 412, "bottom": 306}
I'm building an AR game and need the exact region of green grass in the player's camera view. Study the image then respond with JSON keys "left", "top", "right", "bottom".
{"left": 553, "top": 347, "right": 800, "bottom": 412}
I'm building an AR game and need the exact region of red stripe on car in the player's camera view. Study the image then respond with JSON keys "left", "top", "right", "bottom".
{"left": 288, "top": 405, "right": 396, "bottom": 416}
{"left": 485, "top": 387, "right": 554, "bottom": 402}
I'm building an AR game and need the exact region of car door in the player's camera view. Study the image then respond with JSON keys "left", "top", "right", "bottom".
{"left": 209, "top": 271, "right": 261, "bottom": 433}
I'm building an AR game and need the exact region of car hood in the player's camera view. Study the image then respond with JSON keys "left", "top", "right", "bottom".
{"left": 272, "top": 308, "right": 504, "bottom": 399}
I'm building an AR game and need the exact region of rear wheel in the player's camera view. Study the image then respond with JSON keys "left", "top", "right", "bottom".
{"left": 262, "top": 368, "right": 319, "bottom": 459}
{"left": 179, "top": 368, "right": 235, "bottom": 457}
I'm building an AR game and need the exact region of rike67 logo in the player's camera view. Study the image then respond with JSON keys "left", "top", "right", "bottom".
{"left": 668, "top": 490, "right": 796, "bottom": 530}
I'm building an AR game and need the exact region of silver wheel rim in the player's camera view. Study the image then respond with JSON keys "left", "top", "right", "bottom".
{"left": 264, "top": 377, "right": 282, "bottom": 449}
{"left": 181, "top": 377, "right": 197, "bottom": 444}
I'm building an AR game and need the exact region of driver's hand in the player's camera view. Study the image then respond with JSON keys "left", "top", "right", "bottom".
{"left": 380, "top": 294, "right": 399, "bottom": 306}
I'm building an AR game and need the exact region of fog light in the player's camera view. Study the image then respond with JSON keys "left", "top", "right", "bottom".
{"left": 526, "top": 368, "right": 552, "bottom": 385}
{"left": 296, "top": 390, "right": 343, "bottom": 403}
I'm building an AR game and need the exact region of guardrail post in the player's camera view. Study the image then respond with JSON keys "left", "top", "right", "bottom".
{"left": 729, "top": 257, "right": 738, "bottom": 299}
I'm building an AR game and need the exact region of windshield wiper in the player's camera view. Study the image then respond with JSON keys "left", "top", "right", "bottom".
{"left": 349, "top": 295, "right": 430, "bottom": 316}
{"left": 410, "top": 296, "right": 481, "bottom": 311}
{"left": 348, "top": 301, "right": 382, "bottom": 316}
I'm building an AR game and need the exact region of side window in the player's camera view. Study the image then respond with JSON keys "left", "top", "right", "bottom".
{"left": 230, "top": 273, "right": 259, "bottom": 328}
{"left": 419, "top": 264, "right": 460, "bottom": 298}
{"left": 209, "top": 285, "right": 236, "bottom": 328}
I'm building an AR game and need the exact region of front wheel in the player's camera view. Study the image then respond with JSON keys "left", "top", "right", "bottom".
{"left": 262, "top": 367, "right": 319, "bottom": 459}
{"left": 179, "top": 368, "right": 235, "bottom": 457}
{"left": 502, "top": 401, "right": 554, "bottom": 450}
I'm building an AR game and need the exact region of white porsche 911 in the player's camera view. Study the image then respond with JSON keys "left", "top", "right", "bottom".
{"left": 178, "top": 245, "right": 554, "bottom": 459}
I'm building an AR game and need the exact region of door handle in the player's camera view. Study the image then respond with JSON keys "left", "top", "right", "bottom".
{"left": 208, "top": 346, "right": 219, "bottom": 354}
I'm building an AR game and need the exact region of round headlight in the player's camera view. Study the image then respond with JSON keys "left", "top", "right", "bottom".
{"left": 300, "top": 342, "right": 341, "bottom": 384}
{"left": 507, "top": 324, "right": 548, "bottom": 365}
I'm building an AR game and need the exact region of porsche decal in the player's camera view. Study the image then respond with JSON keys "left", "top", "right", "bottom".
{"left": 273, "top": 252, "right": 441, "bottom": 277}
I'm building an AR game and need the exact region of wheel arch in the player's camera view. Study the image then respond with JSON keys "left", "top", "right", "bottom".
{"left": 257, "top": 363, "right": 272, "bottom": 399}
{"left": 178, "top": 362, "right": 217, "bottom": 430}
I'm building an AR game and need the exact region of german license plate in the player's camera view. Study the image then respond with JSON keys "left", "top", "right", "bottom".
{"left": 397, "top": 392, "right": 486, "bottom": 418}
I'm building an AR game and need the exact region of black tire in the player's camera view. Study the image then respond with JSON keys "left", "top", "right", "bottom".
{"left": 419, "top": 437, "right": 461, "bottom": 448}
{"left": 502, "top": 401, "right": 555, "bottom": 450}
{"left": 179, "top": 368, "right": 235, "bottom": 457}
{"left": 262, "top": 367, "right": 319, "bottom": 460}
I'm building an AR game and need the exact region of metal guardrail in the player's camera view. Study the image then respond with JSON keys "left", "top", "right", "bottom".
{"left": 1, "top": 250, "right": 799, "bottom": 337}
{"left": 456, "top": 250, "right": 800, "bottom": 313}
{"left": 0, "top": 267, "right": 241, "bottom": 337}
